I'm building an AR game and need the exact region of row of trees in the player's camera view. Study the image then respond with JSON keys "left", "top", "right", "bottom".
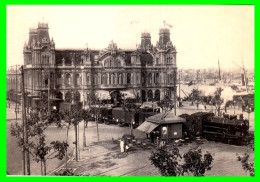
{"left": 10, "top": 104, "right": 92, "bottom": 175}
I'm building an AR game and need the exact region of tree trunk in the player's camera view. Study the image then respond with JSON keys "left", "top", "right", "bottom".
{"left": 74, "top": 124, "right": 78, "bottom": 162}
{"left": 83, "top": 120, "right": 87, "bottom": 148}
{"left": 43, "top": 160, "right": 47, "bottom": 176}
{"left": 65, "top": 127, "right": 70, "bottom": 168}
{"left": 95, "top": 107, "right": 100, "bottom": 142}
{"left": 41, "top": 161, "right": 43, "bottom": 175}
{"left": 26, "top": 148, "right": 30, "bottom": 175}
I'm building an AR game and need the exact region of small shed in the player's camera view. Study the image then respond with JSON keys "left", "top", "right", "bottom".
{"left": 137, "top": 112, "right": 186, "bottom": 140}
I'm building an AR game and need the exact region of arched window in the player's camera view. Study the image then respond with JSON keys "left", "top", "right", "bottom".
{"left": 65, "top": 74, "right": 71, "bottom": 86}
{"left": 166, "top": 54, "right": 172, "bottom": 64}
{"left": 136, "top": 73, "right": 140, "bottom": 84}
{"left": 147, "top": 73, "right": 152, "bottom": 85}
{"left": 104, "top": 59, "right": 109, "bottom": 67}
{"left": 65, "top": 92, "right": 72, "bottom": 103}
{"left": 141, "top": 72, "right": 146, "bottom": 84}
{"left": 147, "top": 90, "right": 153, "bottom": 101}
{"left": 86, "top": 73, "right": 90, "bottom": 85}
{"left": 110, "top": 74, "right": 115, "bottom": 84}
{"left": 155, "top": 90, "right": 160, "bottom": 101}
{"left": 74, "top": 91, "right": 80, "bottom": 103}
{"left": 75, "top": 73, "right": 80, "bottom": 86}
{"left": 118, "top": 73, "right": 122, "bottom": 84}
{"left": 155, "top": 73, "right": 160, "bottom": 84}
{"left": 56, "top": 73, "right": 62, "bottom": 86}
{"left": 101, "top": 74, "right": 107, "bottom": 84}
{"left": 116, "top": 59, "right": 121, "bottom": 67}
{"left": 127, "top": 73, "right": 131, "bottom": 84}
{"left": 156, "top": 57, "right": 159, "bottom": 65}
{"left": 94, "top": 74, "right": 98, "bottom": 85}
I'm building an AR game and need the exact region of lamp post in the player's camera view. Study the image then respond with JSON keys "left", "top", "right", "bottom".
{"left": 179, "top": 70, "right": 181, "bottom": 108}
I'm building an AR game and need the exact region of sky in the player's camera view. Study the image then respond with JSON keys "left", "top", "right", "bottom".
{"left": 7, "top": 5, "right": 254, "bottom": 70}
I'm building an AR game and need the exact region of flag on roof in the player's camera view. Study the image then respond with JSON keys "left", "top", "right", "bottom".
{"left": 163, "top": 20, "right": 173, "bottom": 28}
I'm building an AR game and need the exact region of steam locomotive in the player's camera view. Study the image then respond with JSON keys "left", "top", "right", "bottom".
{"left": 180, "top": 112, "right": 250, "bottom": 145}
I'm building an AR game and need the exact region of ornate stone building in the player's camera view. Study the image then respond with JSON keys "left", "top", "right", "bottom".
{"left": 22, "top": 23, "right": 177, "bottom": 109}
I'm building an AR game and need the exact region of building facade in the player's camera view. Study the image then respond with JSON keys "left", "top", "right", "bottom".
{"left": 7, "top": 65, "right": 21, "bottom": 103}
{"left": 21, "top": 23, "right": 177, "bottom": 110}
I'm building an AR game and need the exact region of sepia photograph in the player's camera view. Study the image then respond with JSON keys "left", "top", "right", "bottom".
{"left": 6, "top": 5, "right": 254, "bottom": 176}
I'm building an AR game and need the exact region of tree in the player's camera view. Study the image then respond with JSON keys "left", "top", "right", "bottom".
{"left": 10, "top": 111, "right": 68, "bottom": 175}
{"left": 78, "top": 109, "right": 90, "bottom": 148}
{"left": 121, "top": 91, "right": 141, "bottom": 136}
{"left": 31, "top": 135, "right": 68, "bottom": 175}
{"left": 211, "top": 87, "right": 223, "bottom": 116}
{"left": 157, "top": 95, "right": 172, "bottom": 112}
{"left": 150, "top": 147, "right": 214, "bottom": 176}
{"left": 236, "top": 144, "right": 254, "bottom": 176}
{"left": 60, "top": 109, "right": 82, "bottom": 163}
{"left": 87, "top": 93, "right": 100, "bottom": 142}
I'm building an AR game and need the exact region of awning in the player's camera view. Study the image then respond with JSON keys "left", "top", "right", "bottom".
{"left": 120, "top": 90, "right": 135, "bottom": 99}
{"left": 136, "top": 121, "right": 159, "bottom": 133}
{"left": 95, "top": 90, "right": 111, "bottom": 100}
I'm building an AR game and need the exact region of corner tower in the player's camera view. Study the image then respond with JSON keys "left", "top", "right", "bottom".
{"left": 140, "top": 32, "right": 151, "bottom": 51}
{"left": 158, "top": 28, "right": 170, "bottom": 49}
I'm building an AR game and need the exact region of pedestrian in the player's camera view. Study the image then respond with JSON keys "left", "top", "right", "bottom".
{"left": 204, "top": 104, "right": 207, "bottom": 110}
{"left": 125, "top": 144, "right": 129, "bottom": 154}
{"left": 156, "top": 137, "right": 160, "bottom": 147}
{"left": 120, "top": 139, "right": 125, "bottom": 153}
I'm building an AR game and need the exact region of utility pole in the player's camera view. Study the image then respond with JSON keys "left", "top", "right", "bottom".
{"left": 15, "top": 64, "right": 18, "bottom": 121}
{"left": 95, "top": 95, "right": 100, "bottom": 142}
{"left": 217, "top": 46, "right": 221, "bottom": 80}
{"left": 218, "top": 59, "right": 221, "bottom": 81}
{"left": 81, "top": 65, "right": 87, "bottom": 148}
{"left": 47, "top": 64, "right": 51, "bottom": 116}
{"left": 21, "top": 66, "right": 30, "bottom": 175}
{"left": 179, "top": 70, "right": 181, "bottom": 108}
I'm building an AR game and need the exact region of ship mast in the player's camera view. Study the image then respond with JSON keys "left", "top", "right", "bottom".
{"left": 217, "top": 46, "right": 221, "bottom": 81}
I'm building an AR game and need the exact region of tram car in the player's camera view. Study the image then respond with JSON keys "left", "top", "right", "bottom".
{"left": 100, "top": 107, "right": 113, "bottom": 124}
{"left": 111, "top": 107, "right": 160, "bottom": 128}
{"left": 112, "top": 107, "right": 140, "bottom": 127}
{"left": 139, "top": 107, "right": 160, "bottom": 123}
